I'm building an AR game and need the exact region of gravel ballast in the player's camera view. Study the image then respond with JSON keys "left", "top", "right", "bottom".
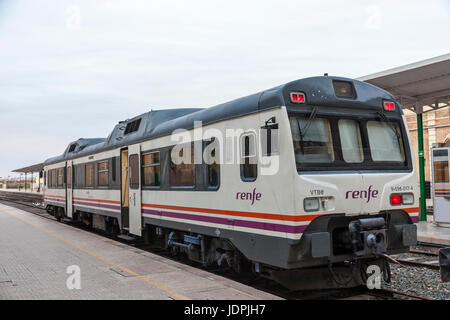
{"left": 381, "top": 261, "right": 450, "bottom": 300}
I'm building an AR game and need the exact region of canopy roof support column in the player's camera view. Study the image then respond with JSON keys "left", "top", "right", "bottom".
{"left": 415, "top": 104, "right": 427, "bottom": 221}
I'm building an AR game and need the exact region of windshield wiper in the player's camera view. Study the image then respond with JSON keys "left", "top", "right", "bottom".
{"left": 297, "top": 107, "right": 319, "bottom": 154}
{"left": 376, "top": 111, "right": 401, "bottom": 141}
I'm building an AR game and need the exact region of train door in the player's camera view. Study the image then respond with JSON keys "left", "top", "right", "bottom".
{"left": 66, "top": 160, "right": 73, "bottom": 218}
{"left": 121, "top": 149, "right": 129, "bottom": 230}
{"left": 128, "top": 144, "right": 142, "bottom": 236}
{"left": 432, "top": 148, "right": 450, "bottom": 225}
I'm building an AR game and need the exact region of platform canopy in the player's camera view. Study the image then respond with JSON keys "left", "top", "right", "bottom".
{"left": 358, "top": 53, "right": 450, "bottom": 222}
{"left": 12, "top": 163, "right": 44, "bottom": 173}
{"left": 358, "top": 53, "right": 450, "bottom": 113}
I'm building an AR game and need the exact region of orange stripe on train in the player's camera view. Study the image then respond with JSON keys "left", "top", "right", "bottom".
{"left": 73, "top": 197, "right": 120, "bottom": 205}
{"left": 142, "top": 203, "right": 323, "bottom": 222}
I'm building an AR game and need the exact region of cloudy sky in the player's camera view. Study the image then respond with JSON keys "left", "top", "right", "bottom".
{"left": 0, "top": 0, "right": 449, "bottom": 177}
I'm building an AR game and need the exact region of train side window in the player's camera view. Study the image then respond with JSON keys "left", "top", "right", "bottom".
{"left": 112, "top": 157, "right": 116, "bottom": 182}
{"left": 170, "top": 142, "right": 195, "bottom": 187}
{"left": 85, "top": 163, "right": 95, "bottom": 188}
{"left": 98, "top": 161, "right": 109, "bottom": 187}
{"left": 204, "top": 139, "right": 219, "bottom": 188}
{"left": 67, "top": 167, "right": 72, "bottom": 189}
{"left": 57, "top": 168, "right": 64, "bottom": 187}
{"left": 74, "top": 164, "right": 84, "bottom": 188}
{"left": 129, "top": 154, "right": 140, "bottom": 189}
{"left": 44, "top": 171, "right": 47, "bottom": 187}
{"left": 240, "top": 133, "right": 257, "bottom": 181}
{"left": 49, "top": 169, "right": 56, "bottom": 189}
{"left": 142, "top": 152, "right": 160, "bottom": 187}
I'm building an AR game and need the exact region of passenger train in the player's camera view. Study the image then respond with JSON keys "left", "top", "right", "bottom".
{"left": 43, "top": 76, "right": 418, "bottom": 290}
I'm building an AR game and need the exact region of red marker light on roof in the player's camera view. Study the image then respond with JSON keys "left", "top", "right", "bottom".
{"left": 290, "top": 92, "right": 305, "bottom": 104}
{"left": 383, "top": 101, "right": 395, "bottom": 111}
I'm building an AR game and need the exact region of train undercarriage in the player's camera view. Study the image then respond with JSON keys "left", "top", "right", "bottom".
{"left": 46, "top": 204, "right": 415, "bottom": 291}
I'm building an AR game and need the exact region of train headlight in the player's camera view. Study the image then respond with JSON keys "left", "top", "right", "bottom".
{"left": 402, "top": 193, "right": 414, "bottom": 205}
{"left": 304, "top": 198, "right": 319, "bottom": 212}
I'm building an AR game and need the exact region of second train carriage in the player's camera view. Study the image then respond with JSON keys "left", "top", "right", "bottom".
{"left": 43, "top": 76, "right": 419, "bottom": 289}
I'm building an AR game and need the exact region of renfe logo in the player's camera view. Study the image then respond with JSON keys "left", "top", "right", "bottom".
{"left": 345, "top": 185, "right": 379, "bottom": 203}
{"left": 236, "top": 188, "right": 262, "bottom": 205}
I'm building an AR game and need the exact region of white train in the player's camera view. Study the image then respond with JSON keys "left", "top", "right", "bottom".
{"left": 43, "top": 76, "right": 419, "bottom": 290}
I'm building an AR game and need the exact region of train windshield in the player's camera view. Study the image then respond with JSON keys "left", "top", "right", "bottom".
{"left": 289, "top": 114, "right": 408, "bottom": 171}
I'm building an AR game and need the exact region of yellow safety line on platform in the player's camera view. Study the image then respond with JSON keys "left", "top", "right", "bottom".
{"left": 0, "top": 207, "right": 190, "bottom": 300}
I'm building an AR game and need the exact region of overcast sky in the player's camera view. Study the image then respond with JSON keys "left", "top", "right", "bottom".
{"left": 0, "top": 0, "right": 449, "bottom": 177}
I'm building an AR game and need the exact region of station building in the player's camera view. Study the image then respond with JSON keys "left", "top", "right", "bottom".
{"left": 405, "top": 107, "right": 450, "bottom": 181}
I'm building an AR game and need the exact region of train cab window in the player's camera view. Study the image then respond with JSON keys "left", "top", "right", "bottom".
{"left": 240, "top": 133, "right": 257, "bottom": 181}
{"left": 142, "top": 152, "right": 160, "bottom": 187}
{"left": 170, "top": 143, "right": 195, "bottom": 187}
{"left": 57, "top": 168, "right": 64, "bottom": 187}
{"left": 129, "top": 154, "right": 140, "bottom": 189}
{"left": 67, "top": 167, "right": 72, "bottom": 189}
{"left": 289, "top": 117, "right": 335, "bottom": 163}
{"left": 367, "top": 121, "right": 405, "bottom": 162}
{"left": 85, "top": 163, "right": 95, "bottom": 188}
{"left": 204, "top": 139, "right": 219, "bottom": 187}
{"left": 338, "top": 119, "right": 364, "bottom": 163}
{"left": 98, "top": 161, "right": 109, "bottom": 187}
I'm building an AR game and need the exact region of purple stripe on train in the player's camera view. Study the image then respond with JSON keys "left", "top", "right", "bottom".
{"left": 73, "top": 201, "right": 121, "bottom": 211}
{"left": 141, "top": 208, "right": 308, "bottom": 234}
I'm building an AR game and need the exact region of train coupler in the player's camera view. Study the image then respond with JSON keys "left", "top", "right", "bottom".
{"left": 349, "top": 217, "right": 387, "bottom": 257}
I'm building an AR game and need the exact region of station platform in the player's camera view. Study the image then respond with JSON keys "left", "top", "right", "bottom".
{"left": 417, "top": 220, "right": 450, "bottom": 246}
{"left": 0, "top": 203, "right": 280, "bottom": 300}
{"left": 0, "top": 188, "right": 42, "bottom": 194}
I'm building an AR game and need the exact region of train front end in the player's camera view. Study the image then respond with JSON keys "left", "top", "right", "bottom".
{"left": 267, "top": 77, "right": 419, "bottom": 290}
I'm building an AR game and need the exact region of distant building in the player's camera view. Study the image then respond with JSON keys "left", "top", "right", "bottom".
{"left": 405, "top": 106, "right": 450, "bottom": 181}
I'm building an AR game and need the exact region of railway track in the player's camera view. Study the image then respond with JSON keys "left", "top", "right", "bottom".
{"left": 351, "top": 288, "right": 434, "bottom": 300}
{"left": 0, "top": 191, "right": 55, "bottom": 221}
{"left": 0, "top": 191, "right": 436, "bottom": 300}
{"left": 394, "top": 257, "right": 440, "bottom": 271}
{"left": 389, "top": 243, "right": 443, "bottom": 271}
